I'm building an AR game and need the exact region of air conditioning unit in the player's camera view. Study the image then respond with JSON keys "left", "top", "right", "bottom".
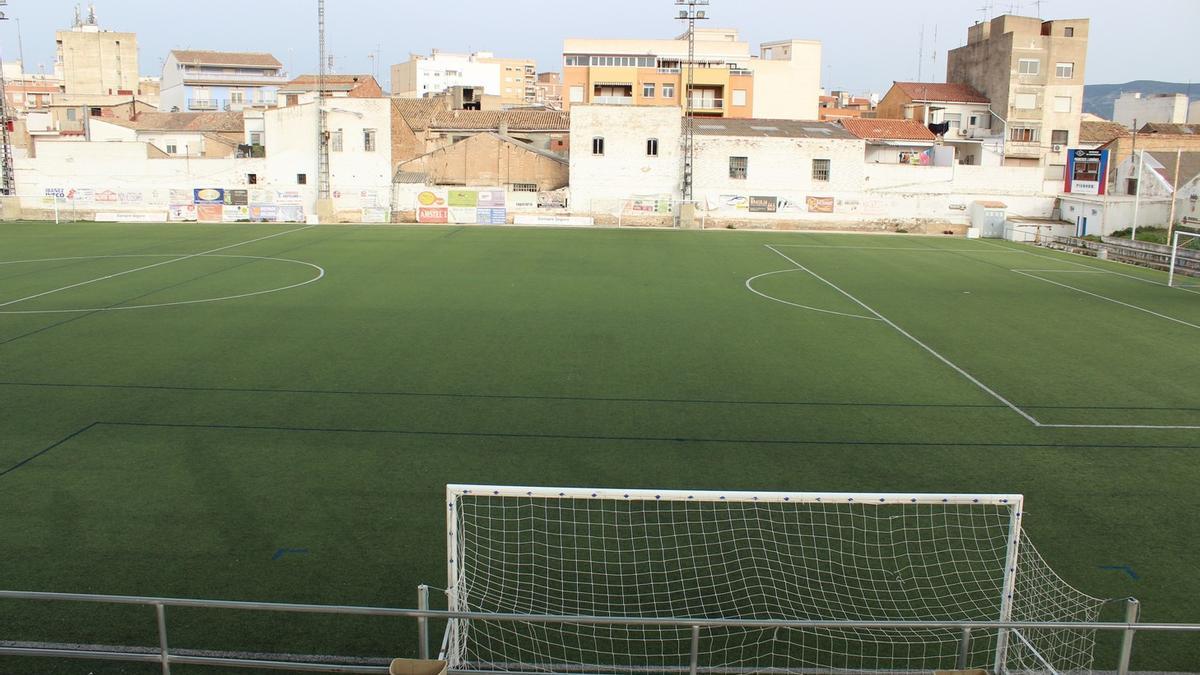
{"left": 1052, "top": 144, "right": 1063, "bottom": 152}
{"left": 958, "top": 129, "right": 969, "bottom": 137}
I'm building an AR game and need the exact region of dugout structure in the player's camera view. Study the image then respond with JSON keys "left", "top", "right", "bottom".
{"left": 445, "top": 486, "right": 1107, "bottom": 674}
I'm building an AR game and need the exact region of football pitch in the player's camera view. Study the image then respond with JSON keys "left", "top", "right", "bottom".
{"left": 0, "top": 222, "right": 1197, "bottom": 673}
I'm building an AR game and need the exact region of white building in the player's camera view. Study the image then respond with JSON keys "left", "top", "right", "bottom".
{"left": 568, "top": 105, "right": 683, "bottom": 214}
{"left": 1113, "top": 92, "right": 1190, "bottom": 129}
{"left": 160, "top": 50, "right": 288, "bottom": 113}
{"left": 391, "top": 51, "right": 503, "bottom": 100}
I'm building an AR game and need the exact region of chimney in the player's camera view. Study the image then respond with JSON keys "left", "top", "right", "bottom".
{"left": 498, "top": 119, "right": 508, "bottom": 136}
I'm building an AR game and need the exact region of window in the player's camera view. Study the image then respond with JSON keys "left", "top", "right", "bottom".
{"left": 730, "top": 156, "right": 748, "bottom": 180}
{"left": 569, "top": 85, "right": 585, "bottom": 103}
{"left": 944, "top": 112, "right": 963, "bottom": 129}
{"left": 1051, "top": 130, "right": 1069, "bottom": 146}
{"left": 247, "top": 173, "right": 258, "bottom": 185}
{"left": 812, "top": 158, "right": 831, "bottom": 182}
{"left": 165, "top": 144, "right": 177, "bottom": 154}
{"left": 363, "top": 128, "right": 377, "bottom": 152}
{"left": 230, "top": 90, "right": 245, "bottom": 104}
{"left": 297, "top": 174, "right": 308, "bottom": 185}
{"left": 331, "top": 129, "right": 344, "bottom": 152}
{"left": 732, "top": 89, "right": 747, "bottom": 107}
{"left": 66, "top": 108, "right": 77, "bottom": 121}
{"left": 1053, "top": 96, "right": 1072, "bottom": 113}
{"left": 968, "top": 114, "right": 980, "bottom": 128}
{"left": 249, "top": 132, "right": 263, "bottom": 146}
{"left": 1056, "top": 62, "right": 1075, "bottom": 79}
{"left": 1127, "top": 178, "right": 1139, "bottom": 196}
{"left": 1009, "top": 127, "right": 1039, "bottom": 143}
{"left": 663, "top": 83, "right": 675, "bottom": 98}
{"left": 90, "top": 107, "right": 102, "bottom": 117}
{"left": 511, "top": 183, "right": 538, "bottom": 192}
{"left": 1015, "top": 93, "right": 1037, "bottom": 110}
{"left": 1018, "top": 59, "right": 1040, "bottom": 76}
{"left": 1064, "top": 27, "right": 1075, "bottom": 37}
{"left": 643, "top": 83, "right": 655, "bottom": 98}
{"left": 646, "top": 138, "right": 659, "bottom": 157}
{"left": 592, "top": 137, "right": 605, "bottom": 155}
{"left": 565, "top": 55, "right": 586, "bottom": 66}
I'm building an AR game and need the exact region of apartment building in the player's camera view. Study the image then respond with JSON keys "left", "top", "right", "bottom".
{"left": 875, "top": 82, "right": 1003, "bottom": 165}
{"left": 1, "top": 62, "right": 63, "bottom": 112}
{"left": 55, "top": 13, "right": 140, "bottom": 96}
{"left": 947, "top": 14, "right": 1088, "bottom": 175}
{"left": 160, "top": 50, "right": 288, "bottom": 113}
{"left": 535, "top": 73, "right": 564, "bottom": 109}
{"left": 1113, "top": 92, "right": 1190, "bottom": 129}
{"left": 562, "top": 28, "right": 821, "bottom": 120}
{"left": 391, "top": 51, "right": 537, "bottom": 107}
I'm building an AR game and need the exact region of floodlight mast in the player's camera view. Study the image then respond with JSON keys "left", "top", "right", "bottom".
{"left": 0, "top": 1, "right": 14, "bottom": 197}
{"left": 676, "top": 1, "right": 708, "bottom": 203}
{"left": 317, "top": 0, "right": 331, "bottom": 203}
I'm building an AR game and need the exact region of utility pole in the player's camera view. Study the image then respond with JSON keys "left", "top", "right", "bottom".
{"left": 675, "top": 0, "right": 708, "bottom": 205}
{"left": 316, "top": 0, "right": 332, "bottom": 219}
{"left": 0, "top": 2, "right": 14, "bottom": 196}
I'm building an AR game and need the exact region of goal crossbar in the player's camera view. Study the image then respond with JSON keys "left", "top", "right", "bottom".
{"left": 447, "top": 484, "right": 1023, "bottom": 506}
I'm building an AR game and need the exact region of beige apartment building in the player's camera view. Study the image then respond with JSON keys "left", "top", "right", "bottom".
{"left": 562, "top": 28, "right": 821, "bottom": 120}
{"left": 56, "top": 20, "right": 140, "bottom": 96}
{"left": 948, "top": 14, "right": 1088, "bottom": 176}
{"left": 391, "top": 51, "right": 537, "bottom": 107}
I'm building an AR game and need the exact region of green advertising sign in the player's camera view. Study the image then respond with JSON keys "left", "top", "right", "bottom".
{"left": 448, "top": 190, "right": 478, "bottom": 207}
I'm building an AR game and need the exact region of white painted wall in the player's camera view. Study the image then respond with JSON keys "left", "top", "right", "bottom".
{"left": 694, "top": 134, "right": 864, "bottom": 198}
{"left": 264, "top": 97, "right": 395, "bottom": 214}
{"left": 1114, "top": 92, "right": 1190, "bottom": 128}
{"left": 568, "top": 105, "right": 682, "bottom": 213}
{"left": 401, "top": 54, "right": 502, "bottom": 98}
{"left": 88, "top": 118, "right": 219, "bottom": 157}
{"left": 1190, "top": 100, "right": 1200, "bottom": 124}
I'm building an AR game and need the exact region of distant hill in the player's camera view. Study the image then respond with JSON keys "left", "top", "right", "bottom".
{"left": 1084, "top": 81, "right": 1196, "bottom": 119}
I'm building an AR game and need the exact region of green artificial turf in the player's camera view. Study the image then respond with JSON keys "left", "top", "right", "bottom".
{"left": 0, "top": 222, "right": 1197, "bottom": 673}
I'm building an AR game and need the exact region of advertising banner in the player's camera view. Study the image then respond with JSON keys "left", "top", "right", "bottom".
{"left": 276, "top": 205, "right": 305, "bottom": 222}
{"left": 477, "top": 208, "right": 507, "bottom": 225}
{"left": 226, "top": 189, "right": 249, "bottom": 206}
{"left": 806, "top": 196, "right": 835, "bottom": 214}
{"left": 449, "top": 190, "right": 479, "bottom": 208}
{"left": 362, "top": 207, "right": 389, "bottom": 224}
{"left": 194, "top": 188, "right": 225, "bottom": 205}
{"left": 477, "top": 191, "right": 506, "bottom": 208}
{"left": 249, "top": 189, "right": 276, "bottom": 205}
{"left": 417, "top": 191, "right": 447, "bottom": 208}
{"left": 170, "top": 189, "right": 194, "bottom": 205}
{"left": 197, "top": 204, "right": 224, "bottom": 222}
{"left": 1065, "top": 149, "right": 1109, "bottom": 196}
{"left": 169, "top": 205, "right": 198, "bottom": 222}
{"left": 449, "top": 207, "right": 478, "bottom": 224}
{"left": 223, "top": 206, "right": 251, "bottom": 222}
{"left": 250, "top": 206, "right": 278, "bottom": 222}
{"left": 418, "top": 207, "right": 449, "bottom": 224}
{"left": 749, "top": 196, "right": 779, "bottom": 213}
{"left": 509, "top": 192, "right": 537, "bottom": 211}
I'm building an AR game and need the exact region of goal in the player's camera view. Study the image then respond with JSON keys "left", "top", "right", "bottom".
{"left": 444, "top": 486, "right": 1106, "bottom": 674}
{"left": 1167, "top": 230, "right": 1200, "bottom": 288}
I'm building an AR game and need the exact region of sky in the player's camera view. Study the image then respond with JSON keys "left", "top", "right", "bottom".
{"left": 3, "top": 0, "right": 1198, "bottom": 95}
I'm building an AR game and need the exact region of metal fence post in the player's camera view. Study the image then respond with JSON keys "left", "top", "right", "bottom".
{"left": 957, "top": 627, "right": 972, "bottom": 670}
{"left": 1118, "top": 598, "right": 1140, "bottom": 675}
{"left": 154, "top": 602, "right": 171, "bottom": 675}
{"left": 688, "top": 625, "right": 700, "bottom": 675}
{"left": 417, "top": 585, "right": 430, "bottom": 660}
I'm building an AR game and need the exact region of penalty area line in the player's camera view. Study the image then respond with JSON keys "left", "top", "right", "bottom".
{"left": 763, "top": 245, "right": 1042, "bottom": 427}
{"left": 0, "top": 225, "right": 317, "bottom": 310}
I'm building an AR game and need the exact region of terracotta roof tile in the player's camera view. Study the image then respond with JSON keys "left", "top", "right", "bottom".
{"left": 1140, "top": 123, "right": 1200, "bottom": 135}
{"left": 893, "top": 82, "right": 990, "bottom": 104}
{"left": 839, "top": 118, "right": 937, "bottom": 142}
{"left": 104, "top": 112, "right": 245, "bottom": 133}
{"left": 394, "top": 98, "right": 445, "bottom": 132}
{"left": 1079, "top": 120, "right": 1130, "bottom": 144}
{"left": 429, "top": 110, "right": 570, "bottom": 132}
{"left": 171, "top": 50, "right": 282, "bottom": 69}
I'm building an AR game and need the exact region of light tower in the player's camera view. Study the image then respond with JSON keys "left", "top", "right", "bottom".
{"left": 675, "top": 0, "right": 708, "bottom": 204}
{"left": 0, "top": 1, "right": 14, "bottom": 197}
{"left": 315, "top": 0, "right": 332, "bottom": 219}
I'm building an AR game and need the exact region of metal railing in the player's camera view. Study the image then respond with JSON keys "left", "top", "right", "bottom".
{"left": 687, "top": 98, "right": 723, "bottom": 110}
{"left": 593, "top": 96, "right": 634, "bottom": 105}
{"left": 2, "top": 589, "right": 1199, "bottom": 674}
{"left": 182, "top": 71, "right": 289, "bottom": 85}
{"left": 187, "top": 98, "right": 221, "bottom": 111}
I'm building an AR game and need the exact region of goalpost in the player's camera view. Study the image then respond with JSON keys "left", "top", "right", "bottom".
{"left": 445, "top": 485, "right": 1106, "bottom": 674}
{"left": 1167, "top": 230, "right": 1200, "bottom": 288}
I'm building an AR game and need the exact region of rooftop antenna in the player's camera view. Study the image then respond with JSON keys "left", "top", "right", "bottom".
{"left": 87, "top": 2, "right": 96, "bottom": 26}
{"left": 675, "top": 0, "right": 709, "bottom": 205}
{"left": 73, "top": 4, "right": 82, "bottom": 28}
{"left": 917, "top": 25, "right": 924, "bottom": 81}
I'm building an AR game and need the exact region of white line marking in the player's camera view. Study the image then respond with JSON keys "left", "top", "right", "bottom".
{"left": 769, "top": 244, "right": 1025, "bottom": 253}
{"left": 764, "top": 245, "right": 1042, "bottom": 426}
{"left": 0, "top": 225, "right": 316, "bottom": 310}
{"left": 764, "top": 245, "right": 1200, "bottom": 431}
{"left": 1011, "top": 269, "right": 1108, "bottom": 274}
{"left": 745, "top": 269, "right": 882, "bottom": 321}
{"left": 0, "top": 255, "right": 325, "bottom": 314}
{"left": 1013, "top": 270, "right": 1200, "bottom": 331}
{"left": 978, "top": 239, "right": 1200, "bottom": 296}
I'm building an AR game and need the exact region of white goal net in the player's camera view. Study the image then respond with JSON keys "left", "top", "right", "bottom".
{"left": 445, "top": 486, "right": 1106, "bottom": 674}
{"left": 1168, "top": 230, "right": 1200, "bottom": 288}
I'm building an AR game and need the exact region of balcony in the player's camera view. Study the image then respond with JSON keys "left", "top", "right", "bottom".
{"left": 1005, "top": 140, "right": 1043, "bottom": 158}
{"left": 594, "top": 96, "right": 634, "bottom": 105}
{"left": 188, "top": 98, "right": 220, "bottom": 111}
{"left": 687, "top": 98, "right": 724, "bottom": 111}
{"left": 182, "top": 70, "right": 289, "bottom": 86}
{"left": 187, "top": 99, "right": 274, "bottom": 112}
{"left": 657, "top": 68, "right": 682, "bottom": 74}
